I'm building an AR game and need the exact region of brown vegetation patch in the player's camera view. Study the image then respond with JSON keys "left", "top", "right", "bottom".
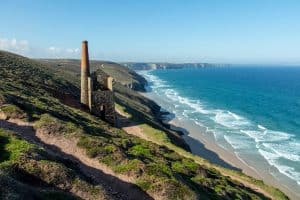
{"left": 0, "top": 104, "right": 27, "bottom": 120}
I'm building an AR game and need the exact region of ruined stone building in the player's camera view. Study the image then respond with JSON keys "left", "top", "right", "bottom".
{"left": 80, "top": 41, "right": 116, "bottom": 125}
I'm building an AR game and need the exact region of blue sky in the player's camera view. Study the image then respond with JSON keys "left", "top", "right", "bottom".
{"left": 0, "top": 0, "right": 300, "bottom": 64}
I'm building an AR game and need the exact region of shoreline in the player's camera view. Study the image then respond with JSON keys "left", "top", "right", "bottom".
{"left": 166, "top": 118, "right": 262, "bottom": 177}
{"left": 140, "top": 91, "right": 299, "bottom": 200}
{"left": 136, "top": 69, "right": 299, "bottom": 199}
{"left": 159, "top": 105, "right": 298, "bottom": 200}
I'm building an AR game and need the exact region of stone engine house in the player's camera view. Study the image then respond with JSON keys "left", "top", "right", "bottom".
{"left": 80, "top": 40, "right": 116, "bottom": 125}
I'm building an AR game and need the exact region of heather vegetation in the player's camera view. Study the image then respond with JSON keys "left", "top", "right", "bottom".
{"left": 0, "top": 50, "right": 289, "bottom": 199}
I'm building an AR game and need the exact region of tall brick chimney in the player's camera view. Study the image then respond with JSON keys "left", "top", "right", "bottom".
{"left": 80, "top": 40, "right": 90, "bottom": 106}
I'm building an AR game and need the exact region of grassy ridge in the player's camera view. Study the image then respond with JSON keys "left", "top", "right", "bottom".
{"left": 0, "top": 128, "right": 109, "bottom": 200}
{"left": 39, "top": 59, "right": 147, "bottom": 92}
{"left": 0, "top": 50, "right": 289, "bottom": 199}
{"left": 115, "top": 103, "right": 289, "bottom": 200}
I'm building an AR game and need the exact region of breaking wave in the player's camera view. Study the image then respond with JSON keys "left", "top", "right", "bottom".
{"left": 138, "top": 70, "right": 300, "bottom": 186}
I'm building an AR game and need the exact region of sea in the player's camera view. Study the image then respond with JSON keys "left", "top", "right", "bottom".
{"left": 137, "top": 66, "right": 300, "bottom": 197}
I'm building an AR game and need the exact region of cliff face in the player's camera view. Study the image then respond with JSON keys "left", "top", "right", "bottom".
{"left": 0, "top": 51, "right": 289, "bottom": 200}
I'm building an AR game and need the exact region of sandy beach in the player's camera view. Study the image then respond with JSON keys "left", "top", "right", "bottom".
{"left": 166, "top": 117, "right": 299, "bottom": 200}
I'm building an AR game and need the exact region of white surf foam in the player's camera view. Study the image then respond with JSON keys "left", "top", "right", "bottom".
{"left": 213, "top": 111, "right": 252, "bottom": 129}
{"left": 224, "top": 135, "right": 253, "bottom": 150}
{"left": 262, "top": 142, "right": 300, "bottom": 162}
{"left": 259, "top": 149, "right": 300, "bottom": 185}
{"left": 139, "top": 70, "right": 300, "bottom": 185}
{"left": 258, "top": 124, "right": 267, "bottom": 130}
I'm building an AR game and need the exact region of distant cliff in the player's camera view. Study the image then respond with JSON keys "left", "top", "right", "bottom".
{"left": 122, "top": 62, "right": 226, "bottom": 70}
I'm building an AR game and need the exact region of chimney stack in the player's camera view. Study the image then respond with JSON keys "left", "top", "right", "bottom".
{"left": 80, "top": 40, "right": 90, "bottom": 106}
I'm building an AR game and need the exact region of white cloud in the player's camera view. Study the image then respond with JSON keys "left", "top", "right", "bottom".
{"left": 47, "top": 46, "right": 80, "bottom": 58}
{"left": 0, "top": 37, "right": 80, "bottom": 58}
{"left": 0, "top": 38, "right": 30, "bottom": 54}
{"left": 66, "top": 48, "right": 79, "bottom": 54}
{"left": 48, "top": 46, "right": 57, "bottom": 51}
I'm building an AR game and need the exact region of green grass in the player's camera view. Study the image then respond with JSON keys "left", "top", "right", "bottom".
{"left": 128, "top": 144, "right": 153, "bottom": 158}
{"left": 172, "top": 161, "right": 186, "bottom": 174}
{"left": 0, "top": 129, "right": 34, "bottom": 163}
{"left": 0, "top": 129, "right": 109, "bottom": 199}
{"left": 135, "top": 178, "right": 152, "bottom": 191}
{"left": 34, "top": 114, "right": 81, "bottom": 136}
{"left": 115, "top": 103, "right": 132, "bottom": 118}
{"left": 140, "top": 124, "right": 170, "bottom": 143}
{"left": 114, "top": 159, "right": 144, "bottom": 174}
{"left": 145, "top": 162, "right": 173, "bottom": 178}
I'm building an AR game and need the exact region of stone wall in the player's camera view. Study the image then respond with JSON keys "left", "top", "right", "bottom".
{"left": 91, "top": 69, "right": 110, "bottom": 91}
{"left": 91, "top": 90, "right": 116, "bottom": 125}
{"left": 104, "top": 76, "right": 113, "bottom": 91}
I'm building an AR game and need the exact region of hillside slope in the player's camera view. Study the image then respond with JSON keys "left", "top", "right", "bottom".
{"left": 0, "top": 51, "right": 288, "bottom": 200}
{"left": 39, "top": 59, "right": 147, "bottom": 92}
{"left": 40, "top": 58, "right": 191, "bottom": 151}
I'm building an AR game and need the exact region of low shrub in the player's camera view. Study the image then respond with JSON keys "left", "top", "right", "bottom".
{"left": 148, "top": 178, "right": 197, "bottom": 200}
{"left": 171, "top": 161, "right": 186, "bottom": 174}
{"left": 128, "top": 144, "right": 152, "bottom": 159}
{"left": 145, "top": 162, "right": 172, "bottom": 178}
{"left": 34, "top": 114, "right": 64, "bottom": 135}
{"left": 0, "top": 104, "right": 27, "bottom": 120}
{"left": 135, "top": 178, "right": 152, "bottom": 191}
{"left": 114, "top": 159, "right": 145, "bottom": 177}
{"left": 34, "top": 114, "right": 80, "bottom": 135}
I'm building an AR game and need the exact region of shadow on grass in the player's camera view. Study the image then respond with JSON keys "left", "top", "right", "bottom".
{"left": 0, "top": 171, "right": 80, "bottom": 200}
{"left": 0, "top": 119, "right": 154, "bottom": 200}
{"left": 0, "top": 135, "right": 10, "bottom": 162}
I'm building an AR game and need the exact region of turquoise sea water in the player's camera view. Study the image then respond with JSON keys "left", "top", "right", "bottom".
{"left": 138, "top": 67, "right": 300, "bottom": 190}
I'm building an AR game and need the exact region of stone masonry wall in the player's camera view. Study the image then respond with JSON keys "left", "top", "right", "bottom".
{"left": 91, "top": 69, "right": 110, "bottom": 91}
{"left": 91, "top": 90, "right": 116, "bottom": 125}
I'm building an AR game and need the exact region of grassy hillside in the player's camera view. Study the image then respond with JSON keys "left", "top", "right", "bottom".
{"left": 0, "top": 128, "right": 110, "bottom": 200}
{"left": 0, "top": 50, "right": 289, "bottom": 200}
{"left": 40, "top": 58, "right": 191, "bottom": 151}
{"left": 39, "top": 59, "right": 147, "bottom": 92}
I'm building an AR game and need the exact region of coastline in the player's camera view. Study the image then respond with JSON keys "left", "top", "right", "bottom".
{"left": 138, "top": 82, "right": 299, "bottom": 200}
{"left": 167, "top": 118, "right": 261, "bottom": 177}
{"left": 157, "top": 101, "right": 298, "bottom": 200}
